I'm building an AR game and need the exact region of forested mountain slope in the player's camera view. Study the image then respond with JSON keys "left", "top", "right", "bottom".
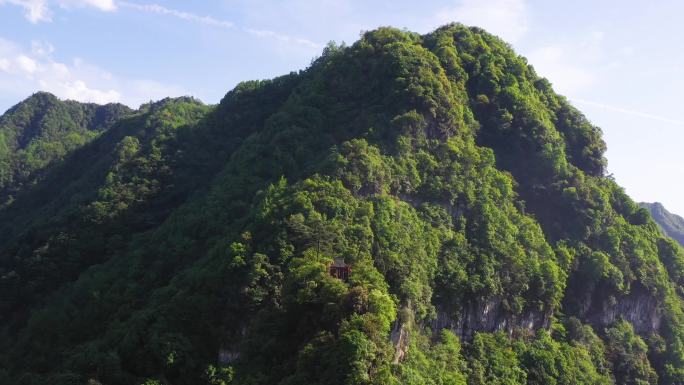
{"left": 0, "top": 92, "right": 132, "bottom": 207}
{"left": 641, "top": 202, "right": 684, "bottom": 247}
{"left": 1, "top": 25, "right": 684, "bottom": 385}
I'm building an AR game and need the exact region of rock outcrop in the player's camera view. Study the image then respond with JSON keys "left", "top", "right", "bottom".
{"left": 578, "top": 283, "right": 662, "bottom": 335}
{"left": 431, "top": 297, "right": 551, "bottom": 340}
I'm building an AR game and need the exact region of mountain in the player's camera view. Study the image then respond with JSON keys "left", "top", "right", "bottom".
{"left": 1, "top": 24, "right": 683, "bottom": 385}
{"left": 641, "top": 202, "right": 684, "bottom": 246}
{"left": 0, "top": 92, "right": 132, "bottom": 207}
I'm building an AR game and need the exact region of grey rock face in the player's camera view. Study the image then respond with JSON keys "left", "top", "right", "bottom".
{"left": 578, "top": 283, "right": 662, "bottom": 335}
{"left": 390, "top": 320, "right": 410, "bottom": 364}
{"left": 431, "top": 296, "right": 551, "bottom": 340}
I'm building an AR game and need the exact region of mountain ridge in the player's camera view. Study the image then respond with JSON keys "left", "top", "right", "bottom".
{"left": 0, "top": 91, "right": 132, "bottom": 207}
{"left": 0, "top": 24, "right": 682, "bottom": 385}
{"left": 640, "top": 202, "right": 684, "bottom": 247}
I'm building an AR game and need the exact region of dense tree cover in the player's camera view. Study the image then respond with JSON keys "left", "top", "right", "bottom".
{"left": 1, "top": 24, "right": 684, "bottom": 385}
{"left": 640, "top": 202, "right": 684, "bottom": 248}
{"left": 0, "top": 92, "right": 132, "bottom": 207}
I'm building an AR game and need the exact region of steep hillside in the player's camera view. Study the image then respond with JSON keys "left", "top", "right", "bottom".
{"left": 641, "top": 202, "right": 684, "bottom": 247}
{"left": 1, "top": 25, "right": 683, "bottom": 385}
{"left": 0, "top": 92, "right": 132, "bottom": 206}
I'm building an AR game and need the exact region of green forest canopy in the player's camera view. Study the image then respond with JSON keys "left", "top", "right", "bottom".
{"left": 0, "top": 24, "right": 683, "bottom": 385}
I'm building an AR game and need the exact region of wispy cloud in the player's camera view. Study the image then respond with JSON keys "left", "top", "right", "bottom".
{"left": 572, "top": 98, "right": 684, "bottom": 126}
{"left": 59, "top": 0, "right": 116, "bottom": 12}
{"left": 0, "top": 0, "right": 115, "bottom": 23}
{"left": 434, "top": 0, "right": 528, "bottom": 43}
{"left": 0, "top": 37, "right": 184, "bottom": 107}
{"left": 245, "top": 28, "right": 321, "bottom": 49}
{"left": 3, "top": 0, "right": 322, "bottom": 50}
{"left": 0, "top": 0, "right": 52, "bottom": 23}
{"left": 0, "top": 38, "right": 120, "bottom": 103}
{"left": 118, "top": 1, "right": 322, "bottom": 49}
{"left": 117, "top": 1, "right": 233, "bottom": 28}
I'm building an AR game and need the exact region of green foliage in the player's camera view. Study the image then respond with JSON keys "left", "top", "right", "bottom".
{"left": 205, "top": 365, "right": 234, "bottom": 385}
{"left": 0, "top": 91, "right": 131, "bottom": 206}
{"left": 605, "top": 321, "right": 658, "bottom": 385}
{"left": 465, "top": 332, "right": 525, "bottom": 385}
{"left": 0, "top": 24, "right": 683, "bottom": 385}
{"left": 398, "top": 330, "right": 467, "bottom": 385}
{"left": 641, "top": 202, "right": 684, "bottom": 261}
{"left": 516, "top": 330, "right": 611, "bottom": 385}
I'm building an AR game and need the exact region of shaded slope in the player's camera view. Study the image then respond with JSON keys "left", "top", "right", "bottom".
{"left": 0, "top": 92, "right": 132, "bottom": 205}
{"left": 0, "top": 75, "right": 301, "bottom": 328}
{"left": 641, "top": 202, "right": 684, "bottom": 247}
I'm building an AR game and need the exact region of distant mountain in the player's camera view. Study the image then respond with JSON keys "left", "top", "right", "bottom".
{"left": 2, "top": 25, "right": 684, "bottom": 385}
{"left": 640, "top": 202, "right": 684, "bottom": 246}
{"left": 0, "top": 92, "right": 132, "bottom": 205}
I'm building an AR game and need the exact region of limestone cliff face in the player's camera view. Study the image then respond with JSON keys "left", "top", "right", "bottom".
{"left": 390, "top": 320, "right": 410, "bottom": 364}
{"left": 423, "top": 286, "right": 660, "bottom": 348}
{"left": 426, "top": 283, "right": 661, "bottom": 345}
{"left": 430, "top": 297, "right": 551, "bottom": 341}
{"left": 575, "top": 283, "right": 662, "bottom": 335}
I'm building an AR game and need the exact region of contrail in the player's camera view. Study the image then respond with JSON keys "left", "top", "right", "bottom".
{"left": 118, "top": 1, "right": 234, "bottom": 28}
{"left": 571, "top": 98, "right": 684, "bottom": 126}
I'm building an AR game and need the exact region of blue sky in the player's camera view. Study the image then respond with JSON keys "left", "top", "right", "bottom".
{"left": 1, "top": 0, "right": 683, "bottom": 214}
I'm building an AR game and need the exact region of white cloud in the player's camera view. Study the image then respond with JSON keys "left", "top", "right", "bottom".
{"left": 15, "top": 55, "right": 38, "bottom": 74}
{"left": 0, "top": 0, "right": 115, "bottom": 23}
{"left": 0, "top": 37, "right": 185, "bottom": 108}
{"left": 0, "top": 0, "right": 52, "bottom": 23}
{"left": 47, "top": 79, "right": 120, "bottom": 104}
{"left": 58, "top": 0, "right": 116, "bottom": 11}
{"left": 31, "top": 40, "right": 55, "bottom": 56}
{"left": 435, "top": 0, "right": 528, "bottom": 43}
{"left": 48, "top": 61, "right": 69, "bottom": 76}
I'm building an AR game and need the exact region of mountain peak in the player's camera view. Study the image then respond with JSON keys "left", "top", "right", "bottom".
{"left": 0, "top": 24, "right": 681, "bottom": 385}
{"left": 0, "top": 91, "right": 133, "bottom": 203}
